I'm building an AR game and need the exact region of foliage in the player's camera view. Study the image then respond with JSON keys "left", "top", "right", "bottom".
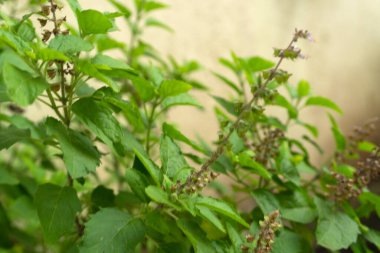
{"left": 0, "top": 1, "right": 379, "bottom": 253}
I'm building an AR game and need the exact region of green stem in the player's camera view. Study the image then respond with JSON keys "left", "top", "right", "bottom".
{"left": 145, "top": 99, "right": 159, "bottom": 153}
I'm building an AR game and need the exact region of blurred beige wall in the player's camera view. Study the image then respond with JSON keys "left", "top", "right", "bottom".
{"left": 9, "top": 0, "right": 380, "bottom": 160}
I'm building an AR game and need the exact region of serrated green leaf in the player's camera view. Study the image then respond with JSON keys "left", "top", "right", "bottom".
{"left": 35, "top": 184, "right": 81, "bottom": 242}
{"left": 48, "top": 35, "right": 93, "bottom": 55}
{"left": 160, "top": 136, "right": 188, "bottom": 178}
{"left": 238, "top": 153, "right": 271, "bottom": 179}
{"left": 78, "top": 10, "right": 113, "bottom": 36}
{"left": 252, "top": 189, "right": 280, "bottom": 214}
{"left": 2, "top": 63, "right": 48, "bottom": 106}
{"left": 305, "top": 96, "right": 343, "bottom": 114}
{"left": 297, "top": 80, "right": 310, "bottom": 98}
{"left": 125, "top": 169, "right": 149, "bottom": 202}
{"left": 45, "top": 117, "right": 100, "bottom": 178}
{"left": 159, "top": 80, "right": 192, "bottom": 98}
{"left": 196, "top": 196, "right": 249, "bottom": 227}
{"left": 80, "top": 208, "right": 145, "bottom": 253}
{"left": 0, "top": 126, "right": 30, "bottom": 150}
{"left": 72, "top": 97, "right": 126, "bottom": 155}
{"left": 130, "top": 76, "right": 156, "bottom": 101}
{"left": 314, "top": 197, "right": 360, "bottom": 251}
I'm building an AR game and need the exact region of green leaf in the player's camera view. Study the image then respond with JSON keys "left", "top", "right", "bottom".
{"left": 161, "top": 93, "right": 202, "bottom": 110}
{"left": 36, "top": 47, "right": 70, "bottom": 62}
{"left": 46, "top": 117, "right": 100, "bottom": 178}
{"left": 0, "top": 30, "right": 32, "bottom": 55}
{"left": 177, "top": 218, "right": 217, "bottom": 253}
{"left": 160, "top": 136, "right": 188, "bottom": 178}
{"left": 212, "top": 72, "right": 241, "bottom": 94}
{"left": 67, "top": 0, "right": 82, "bottom": 13}
{"left": 358, "top": 141, "right": 377, "bottom": 153}
{"left": 277, "top": 141, "right": 300, "bottom": 185}
{"left": 130, "top": 76, "right": 156, "bottom": 102}
{"left": 212, "top": 95, "right": 239, "bottom": 116}
{"left": 247, "top": 56, "right": 275, "bottom": 72}
{"left": 364, "top": 229, "right": 380, "bottom": 250}
{"left": 143, "top": 1, "right": 168, "bottom": 12}
{"left": 92, "top": 54, "right": 134, "bottom": 72}
{"left": 162, "top": 123, "right": 206, "bottom": 154}
{"left": 133, "top": 148, "right": 162, "bottom": 185}
{"left": 238, "top": 153, "right": 272, "bottom": 180}
{"left": 80, "top": 208, "right": 145, "bottom": 253}
{"left": 0, "top": 126, "right": 30, "bottom": 150}
{"left": 272, "top": 94, "right": 298, "bottom": 119}
{"left": 272, "top": 229, "right": 311, "bottom": 253}
{"left": 229, "top": 131, "right": 245, "bottom": 154}
{"left": 34, "top": 184, "right": 81, "bottom": 242}
{"left": 17, "top": 20, "right": 36, "bottom": 41}
{"left": 72, "top": 97, "right": 126, "bottom": 155}
{"left": 159, "top": 80, "right": 192, "bottom": 98}
{"left": 145, "top": 186, "right": 178, "bottom": 209}
{"left": 48, "top": 35, "right": 93, "bottom": 55}
{"left": 0, "top": 167, "right": 19, "bottom": 185}
{"left": 76, "top": 60, "right": 120, "bottom": 91}
{"left": 328, "top": 114, "right": 346, "bottom": 151}
{"left": 108, "top": 0, "right": 131, "bottom": 18}
{"left": 145, "top": 18, "right": 173, "bottom": 32}
{"left": 297, "top": 80, "right": 310, "bottom": 98}
{"left": 252, "top": 189, "right": 280, "bottom": 214}
{"left": 297, "top": 121, "right": 318, "bottom": 138}
{"left": 226, "top": 222, "right": 244, "bottom": 252}
{"left": 196, "top": 196, "right": 249, "bottom": 227}
{"left": 91, "top": 186, "right": 115, "bottom": 208}
{"left": 125, "top": 169, "right": 149, "bottom": 202}
{"left": 305, "top": 96, "right": 343, "bottom": 114}
{"left": 314, "top": 197, "right": 360, "bottom": 251}
{"left": 281, "top": 207, "right": 317, "bottom": 224}
{"left": 196, "top": 206, "right": 226, "bottom": 233}
{"left": 78, "top": 10, "right": 113, "bottom": 36}
{"left": 2, "top": 63, "right": 48, "bottom": 106}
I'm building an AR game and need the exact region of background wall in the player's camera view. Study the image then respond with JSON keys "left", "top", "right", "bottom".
{"left": 11, "top": 0, "right": 380, "bottom": 162}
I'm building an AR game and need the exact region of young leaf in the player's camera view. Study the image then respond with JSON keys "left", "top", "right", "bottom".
{"left": 48, "top": 35, "right": 93, "bottom": 55}
{"left": 297, "top": 80, "right": 310, "bottom": 98}
{"left": 36, "top": 47, "right": 70, "bottom": 62}
{"left": 160, "top": 136, "right": 188, "bottom": 178}
{"left": 108, "top": 0, "right": 131, "bottom": 18}
{"left": 77, "top": 10, "right": 113, "bottom": 36}
{"left": 196, "top": 196, "right": 249, "bottom": 227}
{"left": 34, "top": 184, "right": 81, "bottom": 242}
{"left": 2, "top": 63, "right": 48, "bottom": 106}
{"left": 314, "top": 197, "right": 360, "bottom": 251}
{"left": 45, "top": 117, "right": 100, "bottom": 178}
{"left": 328, "top": 114, "right": 346, "bottom": 151}
{"left": 247, "top": 56, "right": 275, "bottom": 72}
{"left": 143, "top": 1, "right": 168, "bottom": 12}
{"left": 159, "top": 80, "right": 192, "bottom": 98}
{"left": 0, "top": 126, "right": 30, "bottom": 150}
{"left": 92, "top": 54, "right": 134, "bottom": 72}
{"left": 305, "top": 96, "right": 343, "bottom": 114}
{"left": 80, "top": 208, "right": 145, "bottom": 253}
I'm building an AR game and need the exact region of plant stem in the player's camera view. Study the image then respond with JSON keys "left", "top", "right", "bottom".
{"left": 178, "top": 35, "right": 298, "bottom": 193}
{"left": 145, "top": 99, "right": 159, "bottom": 153}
